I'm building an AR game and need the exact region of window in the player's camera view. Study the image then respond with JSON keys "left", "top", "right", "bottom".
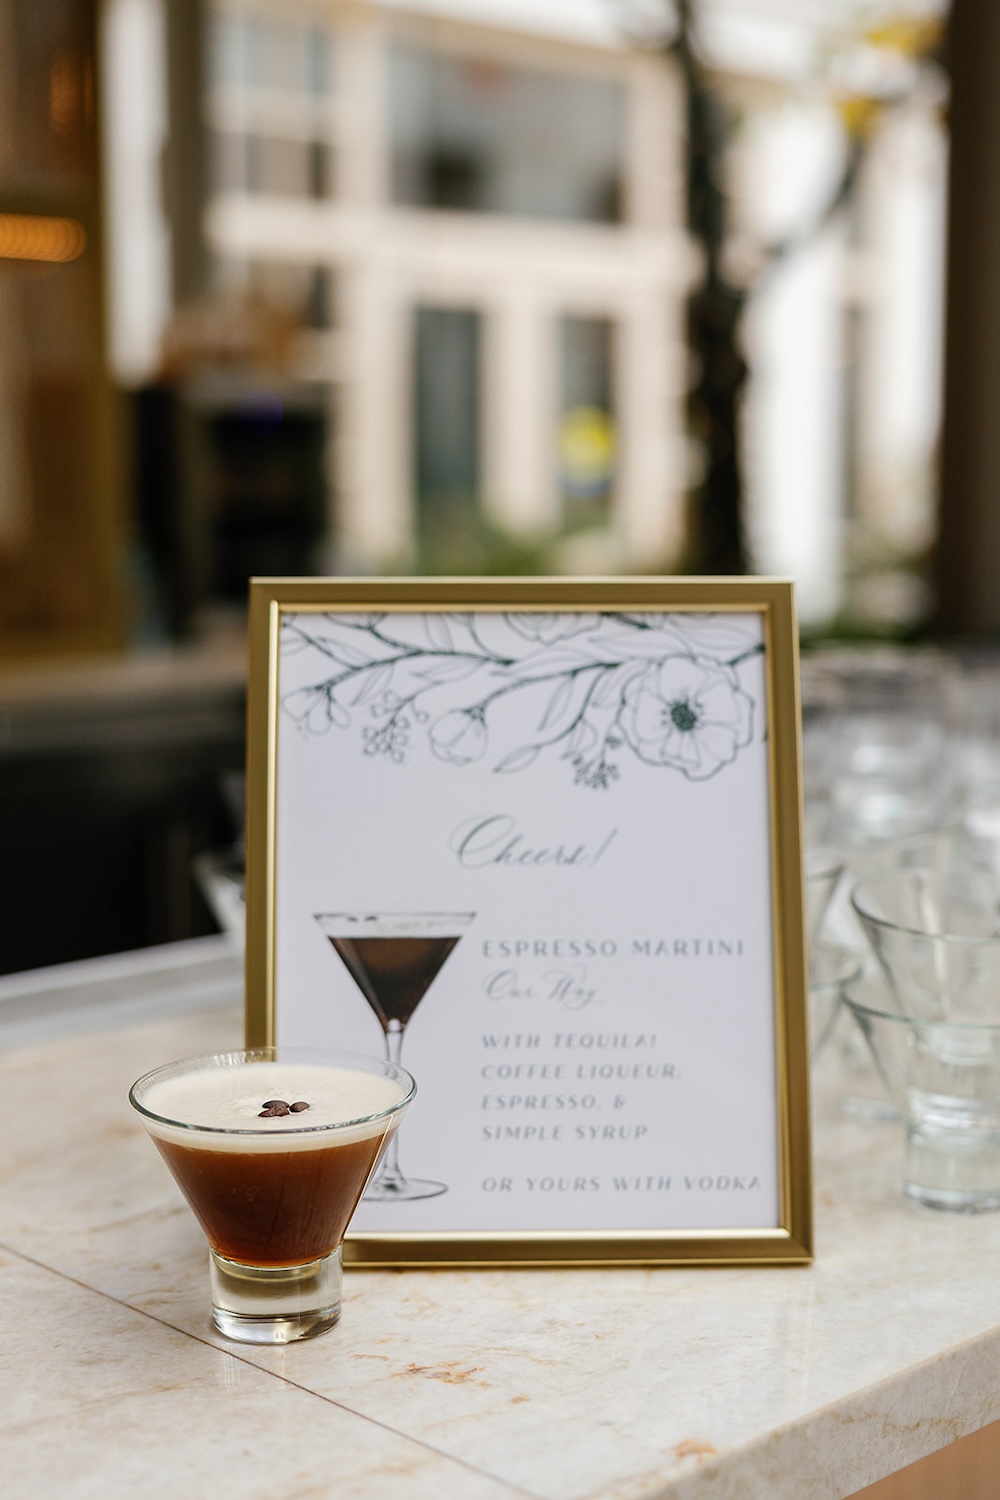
{"left": 210, "top": 13, "right": 331, "bottom": 97}
{"left": 414, "top": 306, "right": 481, "bottom": 517}
{"left": 391, "top": 48, "right": 624, "bottom": 223}
{"left": 208, "top": 11, "right": 334, "bottom": 200}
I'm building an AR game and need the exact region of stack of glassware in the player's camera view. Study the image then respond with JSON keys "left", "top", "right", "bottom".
{"left": 803, "top": 645, "right": 1000, "bottom": 1210}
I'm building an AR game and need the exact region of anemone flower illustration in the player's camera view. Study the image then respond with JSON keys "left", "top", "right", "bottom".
{"left": 280, "top": 610, "right": 763, "bottom": 785}
{"left": 621, "top": 655, "right": 754, "bottom": 780}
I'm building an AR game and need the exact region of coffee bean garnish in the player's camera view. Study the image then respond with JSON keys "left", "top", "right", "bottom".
{"left": 262, "top": 1099, "right": 287, "bottom": 1109}
{"left": 289, "top": 1101, "right": 310, "bottom": 1113}
{"left": 258, "top": 1100, "right": 290, "bottom": 1117}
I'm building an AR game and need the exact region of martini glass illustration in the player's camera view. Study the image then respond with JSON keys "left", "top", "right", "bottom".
{"left": 315, "top": 911, "right": 474, "bottom": 1200}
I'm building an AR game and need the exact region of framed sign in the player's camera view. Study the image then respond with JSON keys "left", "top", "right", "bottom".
{"left": 246, "top": 578, "right": 811, "bottom": 1267}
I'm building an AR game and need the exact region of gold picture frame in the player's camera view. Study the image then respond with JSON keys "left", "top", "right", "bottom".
{"left": 246, "top": 577, "right": 811, "bottom": 1267}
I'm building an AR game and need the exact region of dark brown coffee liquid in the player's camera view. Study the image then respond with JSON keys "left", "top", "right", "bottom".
{"left": 152, "top": 1128, "right": 394, "bottom": 1266}
{"left": 330, "top": 935, "right": 459, "bottom": 1030}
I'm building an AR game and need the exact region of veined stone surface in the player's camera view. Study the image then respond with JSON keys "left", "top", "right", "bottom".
{"left": 2, "top": 942, "right": 1000, "bottom": 1499}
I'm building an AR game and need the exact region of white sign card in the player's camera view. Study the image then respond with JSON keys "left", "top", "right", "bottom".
{"left": 246, "top": 580, "right": 812, "bottom": 1266}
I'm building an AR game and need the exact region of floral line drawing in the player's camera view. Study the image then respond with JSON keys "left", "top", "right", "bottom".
{"left": 281, "top": 611, "right": 762, "bottom": 787}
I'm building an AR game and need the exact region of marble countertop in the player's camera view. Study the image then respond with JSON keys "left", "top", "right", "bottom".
{"left": 3, "top": 937, "right": 1000, "bottom": 1500}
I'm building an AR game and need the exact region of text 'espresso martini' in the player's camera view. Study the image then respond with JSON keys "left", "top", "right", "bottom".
{"left": 140, "top": 1060, "right": 410, "bottom": 1267}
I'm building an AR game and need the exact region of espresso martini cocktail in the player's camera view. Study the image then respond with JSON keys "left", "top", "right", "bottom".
{"left": 315, "top": 912, "right": 474, "bottom": 1201}
{"left": 130, "top": 1049, "right": 414, "bottom": 1344}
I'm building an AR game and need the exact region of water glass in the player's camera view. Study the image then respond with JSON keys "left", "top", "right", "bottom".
{"left": 802, "top": 647, "right": 953, "bottom": 848}
{"left": 808, "top": 942, "right": 861, "bottom": 1062}
{"left": 844, "top": 975, "right": 1000, "bottom": 1211}
{"left": 851, "top": 867, "right": 1000, "bottom": 1023}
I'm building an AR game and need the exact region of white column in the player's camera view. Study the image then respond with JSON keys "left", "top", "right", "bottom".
{"left": 336, "top": 267, "right": 413, "bottom": 568}
{"left": 857, "top": 108, "right": 946, "bottom": 555}
{"left": 482, "top": 294, "right": 559, "bottom": 536}
{"left": 626, "top": 53, "right": 683, "bottom": 232}
{"left": 743, "top": 227, "right": 846, "bottom": 624}
{"left": 332, "top": 10, "right": 388, "bottom": 211}
{"left": 100, "top": 0, "right": 171, "bottom": 384}
{"left": 330, "top": 11, "right": 408, "bottom": 568}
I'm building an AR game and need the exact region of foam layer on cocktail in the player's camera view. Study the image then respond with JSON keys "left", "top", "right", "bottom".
{"left": 142, "top": 1062, "right": 407, "bottom": 1152}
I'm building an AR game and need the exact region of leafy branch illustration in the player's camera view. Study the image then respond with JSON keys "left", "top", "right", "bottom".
{"left": 281, "top": 612, "right": 762, "bottom": 785}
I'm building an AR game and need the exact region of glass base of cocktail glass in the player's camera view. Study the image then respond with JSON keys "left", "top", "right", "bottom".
{"left": 209, "top": 1247, "right": 343, "bottom": 1343}
{"left": 129, "top": 1048, "right": 415, "bottom": 1344}
{"left": 903, "top": 1128, "right": 1000, "bottom": 1213}
{"left": 838, "top": 1021, "right": 898, "bottom": 1123}
{"left": 844, "top": 977, "right": 1000, "bottom": 1213}
{"left": 363, "top": 1014, "right": 447, "bottom": 1201}
{"left": 361, "top": 1093, "right": 446, "bottom": 1202}
{"left": 363, "top": 1173, "right": 446, "bottom": 1201}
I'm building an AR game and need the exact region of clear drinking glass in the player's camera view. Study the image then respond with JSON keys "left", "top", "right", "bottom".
{"left": 315, "top": 911, "right": 474, "bottom": 1200}
{"left": 804, "top": 647, "right": 953, "bottom": 849}
{"left": 808, "top": 942, "right": 862, "bottom": 1062}
{"left": 850, "top": 866, "right": 1000, "bottom": 1022}
{"left": 805, "top": 846, "right": 844, "bottom": 948}
{"left": 844, "top": 975, "right": 1000, "bottom": 1211}
{"left": 847, "top": 866, "right": 1000, "bottom": 1206}
{"left": 129, "top": 1048, "right": 415, "bottom": 1343}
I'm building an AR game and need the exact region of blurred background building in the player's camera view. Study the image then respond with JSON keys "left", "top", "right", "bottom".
{"left": 119, "top": 0, "right": 694, "bottom": 605}
{"left": 0, "top": 0, "right": 964, "bottom": 969}
{"left": 102, "top": 0, "right": 947, "bottom": 632}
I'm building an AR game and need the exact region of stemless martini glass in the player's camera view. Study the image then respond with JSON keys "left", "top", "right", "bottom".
{"left": 315, "top": 911, "right": 474, "bottom": 1200}
{"left": 129, "top": 1047, "right": 414, "bottom": 1343}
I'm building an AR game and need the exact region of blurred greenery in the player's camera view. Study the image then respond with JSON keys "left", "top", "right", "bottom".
{"left": 397, "top": 501, "right": 557, "bottom": 576}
